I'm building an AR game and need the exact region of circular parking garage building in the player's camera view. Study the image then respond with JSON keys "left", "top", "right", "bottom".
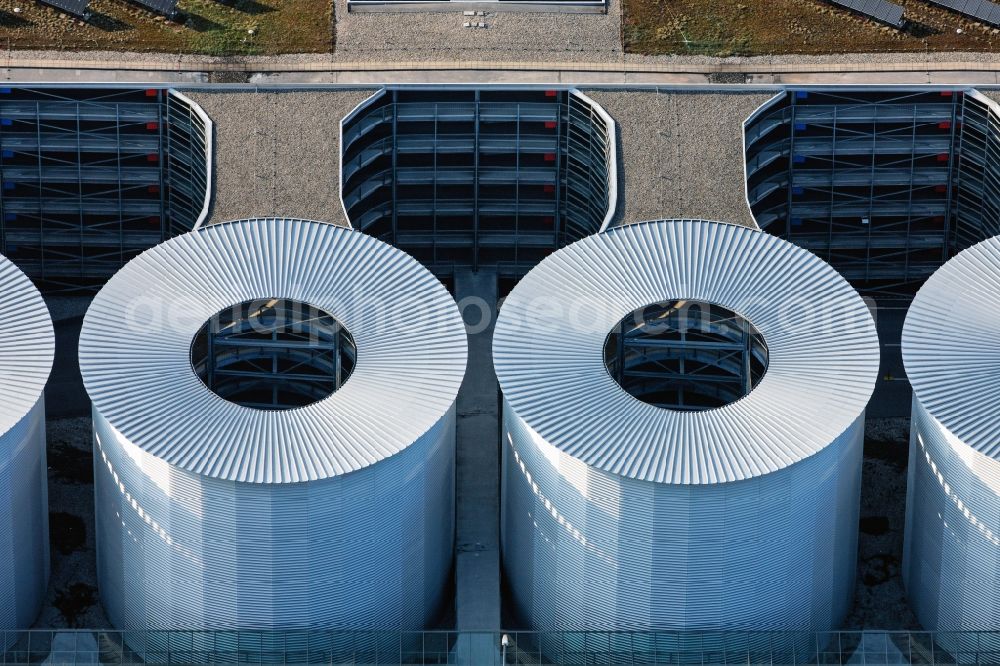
{"left": 902, "top": 234, "right": 1000, "bottom": 631}
{"left": 0, "top": 253, "right": 54, "bottom": 632}
{"left": 494, "top": 218, "right": 880, "bottom": 631}
{"left": 80, "top": 217, "right": 468, "bottom": 629}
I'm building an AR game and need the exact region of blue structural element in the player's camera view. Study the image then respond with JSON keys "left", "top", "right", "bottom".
{"left": 796, "top": 90, "right": 809, "bottom": 99}
{"left": 2, "top": 151, "right": 14, "bottom": 159}
{"left": 3, "top": 183, "right": 15, "bottom": 191}
{"left": 1, "top": 119, "right": 12, "bottom": 127}
{"left": 794, "top": 122, "right": 807, "bottom": 131}
{"left": 792, "top": 185, "right": 804, "bottom": 195}
{"left": 793, "top": 154, "right": 807, "bottom": 163}
{"left": 0, "top": 89, "right": 11, "bottom": 95}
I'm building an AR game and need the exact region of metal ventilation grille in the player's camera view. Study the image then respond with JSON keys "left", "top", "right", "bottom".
{"left": 902, "top": 235, "right": 1000, "bottom": 631}
{"left": 495, "top": 219, "right": 879, "bottom": 631}
{"left": 0, "top": 254, "right": 53, "bottom": 633}
{"left": 80, "top": 218, "right": 467, "bottom": 630}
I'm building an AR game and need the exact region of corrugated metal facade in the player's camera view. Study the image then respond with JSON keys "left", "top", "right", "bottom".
{"left": 0, "top": 254, "right": 54, "bottom": 630}
{"left": 902, "top": 236, "right": 1000, "bottom": 631}
{"left": 494, "top": 219, "right": 879, "bottom": 631}
{"left": 79, "top": 218, "right": 467, "bottom": 629}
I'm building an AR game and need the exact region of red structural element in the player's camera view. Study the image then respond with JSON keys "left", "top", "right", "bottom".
{"left": 939, "top": 121, "right": 952, "bottom": 130}
{"left": 935, "top": 185, "right": 949, "bottom": 193}
{"left": 545, "top": 90, "right": 557, "bottom": 98}
{"left": 940, "top": 91, "right": 954, "bottom": 97}
{"left": 544, "top": 121, "right": 557, "bottom": 129}
{"left": 148, "top": 185, "right": 161, "bottom": 194}
{"left": 543, "top": 184, "right": 555, "bottom": 193}
{"left": 145, "top": 89, "right": 158, "bottom": 97}
{"left": 543, "top": 153, "right": 555, "bottom": 162}
{"left": 146, "top": 154, "right": 160, "bottom": 163}
{"left": 936, "top": 153, "right": 950, "bottom": 162}
{"left": 146, "top": 122, "right": 159, "bottom": 131}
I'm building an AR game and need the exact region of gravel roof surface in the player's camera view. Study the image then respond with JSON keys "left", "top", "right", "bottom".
{"left": 982, "top": 90, "right": 1000, "bottom": 106}
{"left": 587, "top": 89, "right": 771, "bottom": 228}
{"left": 188, "top": 88, "right": 769, "bottom": 233}
{"left": 185, "top": 89, "right": 373, "bottom": 226}
{"left": 331, "top": 0, "right": 621, "bottom": 61}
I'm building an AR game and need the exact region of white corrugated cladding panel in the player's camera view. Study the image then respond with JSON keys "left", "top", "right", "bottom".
{"left": 79, "top": 218, "right": 467, "bottom": 630}
{"left": 902, "top": 235, "right": 1000, "bottom": 631}
{"left": 0, "top": 254, "right": 53, "bottom": 631}
{"left": 494, "top": 219, "right": 879, "bottom": 631}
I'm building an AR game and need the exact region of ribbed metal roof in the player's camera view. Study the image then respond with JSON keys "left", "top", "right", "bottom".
{"left": 493, "top": 218, "right": 880, "bottom": 485}
{"left": 79, "top": 217, "right": 468, "bottom": 484}
{"left": 903, "top": 235, "right": 1000, "bottom": 460}
{"left": 0, "top": 254, "right": 53, "bottom": 437}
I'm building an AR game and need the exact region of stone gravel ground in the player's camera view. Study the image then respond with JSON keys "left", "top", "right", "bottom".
{"left": 331, "top": 0, "right": 622, "bottom": 62}
{"left": 33, "top": 415, "right": 110, "bottom": 629}
{"left": 186, "top": 88, "right": 373, "bottom": 226}
{"left": 190, "top": 88, "right": 776, "bottom": 232}
{"left": 587, "top": 89, "right": 771, "bottom": 228}
{"left": 843, "top": 417, "right": 921, "bottom": 630}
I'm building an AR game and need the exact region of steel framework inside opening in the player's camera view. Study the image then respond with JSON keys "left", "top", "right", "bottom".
{"left": 745, "top": 88, "right": 1000, "bottom": 299}
{"left": 190, "top": 299, "right": 356, "bottom": 411}
{"left": 603, "top": 299, "right": 768, "bottom": 411}
{"left": 341, "top": 88, "right": 615, "bottom": 281}
{"left": 0, "top": 87, "right": 211, "bottom": 292}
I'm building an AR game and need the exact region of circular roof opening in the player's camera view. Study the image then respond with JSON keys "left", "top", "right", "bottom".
{"left": 604, "top": 299, "right": 768, "bottom": 412}
{"left": 191, "top": 299, "right": 356, "bottom": 411}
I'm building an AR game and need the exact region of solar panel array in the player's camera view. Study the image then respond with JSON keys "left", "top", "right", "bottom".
{"left": 129, "top": 0, "right": 179, "bottom": 18}
{"left": 36, "top": 0, "right": 90, "bottom": 19}
{"left": 926, "top": 0, "right": 1000, "bottom": 27}
{"left": 828, "top": 0, "right": 906, "bottom": 27}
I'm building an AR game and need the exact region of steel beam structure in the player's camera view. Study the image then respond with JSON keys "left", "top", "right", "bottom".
{"left": 603, "top": 300, "right": 767, "bottom": 412}
{"left": 952, "top": 91, "right": 1000, "bottom": 249}
{"left": 746, "top": 89, "right": 963, "bottom": 298}
{"left": 746, "top": 88, "right": 1000, "bottom": 300}
{"left": 341, "top": 88, "right": 614, "bottom": 281}
{"left": 0, "top": 87, "right": 211, "bottom": 292}
{"left": 190, "top": 299, "right": 356, "bottom": 411}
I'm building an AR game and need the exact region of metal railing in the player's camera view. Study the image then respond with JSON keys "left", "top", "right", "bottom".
{"left": 4, "top": 630, "right": 1000, "bottom": 665}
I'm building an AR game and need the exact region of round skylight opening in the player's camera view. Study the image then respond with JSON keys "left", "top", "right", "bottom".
{"left": 191, "top": 299, "right": 356, "bottom": 411}
{"left": 604, "top": 299, "right": 768, "bottom": 412}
